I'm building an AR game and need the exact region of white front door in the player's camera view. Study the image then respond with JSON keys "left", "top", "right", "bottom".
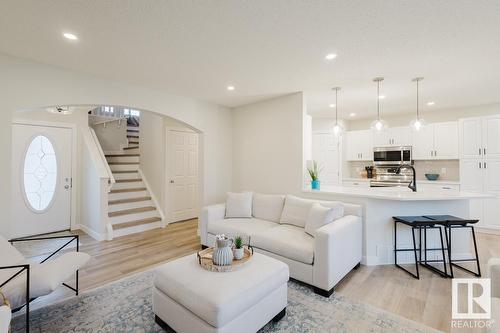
{"left": 11, "top": 124, "right": 73, "bottom": 237}
{"left": 167, "top": 129, "right": 199, "bottom": 223}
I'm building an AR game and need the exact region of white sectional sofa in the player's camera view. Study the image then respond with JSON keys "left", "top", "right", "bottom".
{"left": 199, "top": 193, "right": 363, "bottom": 297}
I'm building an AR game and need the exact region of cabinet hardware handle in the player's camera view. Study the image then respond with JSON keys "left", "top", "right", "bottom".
{"left": 484, "top": 148, "right": 486, "bottom": 155}
{"left": 479, "top": 148, "right": 482, "bottom": 155}
{"left": 484, "top": 162, "right": 487, "bottom": 169}
{"left": 479, "top": 162, "right": 482, "bottom": 169}
{"left": 435, "top": 150, "right": 437, "bottom": 156}
{"left": 442, "top": 187, "right": 452, "bottom": 190}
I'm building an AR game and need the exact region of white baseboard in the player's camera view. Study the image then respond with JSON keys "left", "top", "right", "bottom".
{"left": 475, "top": 225, "right": 500, "bottom": 235}
{"left": 76, "top": 224, "right": 105, "bottom": 241}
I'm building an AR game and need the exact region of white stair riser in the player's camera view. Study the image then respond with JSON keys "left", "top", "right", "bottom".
{"left": 108, "top": 190, "right": 148, "bottom": 201}
{"left": 106, "top": 155, "right": 140, "bottom": 163}
{"left": 110, "top": 209, "right": 160, "bottom": 224}
{"left": 127, "top": 131, "right": 139, "bottom": 136}
{"left": 110, "top": 164, "right": 139, "bottom": 172}
{"left": 112, "top": 221, "right": 162, "bottom": 238}
{"left": 112, "top": 172, "right": 140, "bottom": 180}
{"left": 127, "top": 126, "right": 139, "bottom": 131}
{"left": 111, "top": 181, "right": 145, "bottom": 190}
{"left": 108, "top": 200, "right": 154, "bottom": 213}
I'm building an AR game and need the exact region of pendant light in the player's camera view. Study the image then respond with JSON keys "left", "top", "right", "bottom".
{"left": 409, "top": 77, "right": 426, "bottom": 131}
{"left": 332, "top": 87, "right": 343, "bottom": 135}
{"left": 370, "top": 77, "right": 388, "bottom": 131}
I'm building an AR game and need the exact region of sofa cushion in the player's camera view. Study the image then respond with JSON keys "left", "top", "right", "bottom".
{"left": 279, "top": 195, "right": 314, "bottom": 228}
{"left": 225, "top": 192, "right": 253, "bottom": 218}
{"left": 154, "top": 253, "right": 289, "bottom": 328}
{"left": 252, "top": 193, "right": 285, "bottom": 222}
{"left": 305, "top": 203, "right": 336, "bottom": 237}
{"left": 207, "top": 218, "right": 278, "bottom": 244}
{"left": 251, "top": 225, "right": 315, "bottom": 264}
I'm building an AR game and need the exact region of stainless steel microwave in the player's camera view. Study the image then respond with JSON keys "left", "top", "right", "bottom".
{"left": 373, "top": 146, "right": 412, "bottom": 166}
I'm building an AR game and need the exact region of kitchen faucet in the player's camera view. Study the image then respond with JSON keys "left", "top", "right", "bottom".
{"left": 395, "top": 165, "right": 417, "bottom": 192}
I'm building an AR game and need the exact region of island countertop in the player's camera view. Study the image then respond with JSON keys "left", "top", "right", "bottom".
{"left": 302, "top": 186, "right": 490, "bottom": 201}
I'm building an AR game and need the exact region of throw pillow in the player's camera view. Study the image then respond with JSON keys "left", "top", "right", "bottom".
{"left": 225, "top": 192, "right": 253, "bottom": 218}
{"left": 305, "top": 203, "right": 336, "bottom": 237}
{"left": 280, "top": 195, "right": 314, "bottom": 228}
{"left": 252, "top": 193, "right": 285, "bottom": 222}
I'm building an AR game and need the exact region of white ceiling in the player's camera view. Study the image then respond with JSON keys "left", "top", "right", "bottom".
{"left": 1, "top": 1, "right": 499, "bottom": 119}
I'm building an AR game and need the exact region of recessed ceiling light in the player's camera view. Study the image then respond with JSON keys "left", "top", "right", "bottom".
{"left": 349, "top": 113, "right": 356, "bottom": 117}
{"left": 427, "top": 101, "right": 435, "bottom": 106}
{"left": 378, "top": 95, "right": 386, "bottom": 99}
{"left": 227, "top": 85, "right": 235, "bottom": 91}
{"left": 325, "top": 53, "right": 337, "bottom": 60}
{"left": 63, "top": 32, "right": 78, "bottom": 40}
{"left": 329, "top": 104, "right": 336, "bottom": 108}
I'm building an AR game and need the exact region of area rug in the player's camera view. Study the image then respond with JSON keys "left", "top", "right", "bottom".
{"left": 11, "top": 270, "right": 441, "bottom": 333}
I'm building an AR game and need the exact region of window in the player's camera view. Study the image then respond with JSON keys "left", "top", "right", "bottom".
{"left": 23, "top": 135, "right": 58, "bottom": 211}
{"left": 130, "top": 109, "right": 140, "bottom": 117}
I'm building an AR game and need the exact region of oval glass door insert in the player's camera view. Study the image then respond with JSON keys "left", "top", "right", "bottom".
{"left": 23, "top": 135, "right": 58, "bottom": 211}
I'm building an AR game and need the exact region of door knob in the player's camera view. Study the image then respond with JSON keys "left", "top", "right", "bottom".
{"left": 170, "top": 180, "right": 175, "bottom": 183}
{"left": 64, "top": 185, "right": 70, "bottom": 189}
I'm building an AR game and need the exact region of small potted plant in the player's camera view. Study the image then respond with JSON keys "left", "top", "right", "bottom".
{"left": 233, "top": 236, "right": 244, "bottom": 260}
{"left": 307, "top": 160, "right": 322, "bottom": 190}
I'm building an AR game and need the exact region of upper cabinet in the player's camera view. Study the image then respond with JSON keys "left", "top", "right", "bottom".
{"left": 345, "top": 130, "right": 372, "bottom": 161}
{"left": 460, "top": 115, "right": 500, "bottom": 159}
{"left": 411, "top": 121, "right": 458, "bottom": 160}
{"left": 373, "top": 126, "right": 411, "bottom": 147}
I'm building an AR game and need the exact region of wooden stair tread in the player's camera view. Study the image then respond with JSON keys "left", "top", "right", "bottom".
{"left": 108, "top": 196, "right": 151, "bottom": 205}
{"left": 105, "top": 153, "right": 140, "bottom": 157}
{"left": 108, "top": 162, "right": 139, "bottom": 165}
{"left": 127, "top": 135, "right": 139, "bottom": 138}
{"left": 110, "top": 187, "right": 147, "bottom": 193}
{"left": 108, "top": 206, "right": 156, "bottom": 217}
{"left": 112, "top": 170, "right": 138, "bottom": 174}
{"left": 112, "top": 217, "right": 161, "bottom": 230}
{"left": 115, "top": 178, "right": 142, "bottom": 183}
{"left": 127, "top": 128, "right": 140, "bottom": 132}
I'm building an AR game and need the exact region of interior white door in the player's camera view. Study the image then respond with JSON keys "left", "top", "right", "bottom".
{"left": 11, "top": 124, "right": 72, "bottom": 237}
{"left": 434, "top": 122, "right": 459, "bottom": 159}
{"left": 167, "top": 129, "right": 199, "bottom": 223}
{"left": 312, "top": 133, "right": 340, "bottom": 185}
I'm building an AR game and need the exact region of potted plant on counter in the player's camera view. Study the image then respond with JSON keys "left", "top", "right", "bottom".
{"left": 307, "top": 160, "right": 322, "bottom": 190}
{"left": 233, "top": 236, "right": 244, "bottom": 260}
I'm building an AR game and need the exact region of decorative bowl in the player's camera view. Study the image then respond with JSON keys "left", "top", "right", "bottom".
{"left": 425, "top": 173, "right": 440, "bottom": 181}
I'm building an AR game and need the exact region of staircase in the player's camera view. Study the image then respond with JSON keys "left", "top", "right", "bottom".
{"left": 105, "top": 124, "right": 163, "bottom": 238}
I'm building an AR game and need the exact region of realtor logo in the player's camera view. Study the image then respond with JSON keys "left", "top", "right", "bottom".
{"left": 452, "top": 278, "right": 491, "bottom": 319}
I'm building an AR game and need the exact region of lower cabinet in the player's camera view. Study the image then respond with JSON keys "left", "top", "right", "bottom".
{"left": 342, "top": 180, "right": 370, "bottom": 188}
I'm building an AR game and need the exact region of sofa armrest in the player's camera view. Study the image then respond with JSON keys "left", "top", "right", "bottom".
{"left": 488, "top": 258, "right": 500, "bottom": 298}
{"left": 198, "top": 203, "right": 226, "bottom": 246}
{"left": 313, "top": 215, "right": 362, "bottom": 291}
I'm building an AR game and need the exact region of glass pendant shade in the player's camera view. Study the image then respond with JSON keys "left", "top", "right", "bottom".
{"left": 410, "top": 117, "right": 426, "bottom": 131}
{"left": 333, "top": 121, "right": 344, "bottom": 135}
{"left": 370, "top": 118, "right": 388, "bottom": 131}
{"left": 410, "top": 77, "right": 425, "bottom": 131}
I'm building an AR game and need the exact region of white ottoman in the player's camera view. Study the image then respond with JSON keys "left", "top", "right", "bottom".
{"left": 153, "top": 252, "right": 289, "bottom": 333}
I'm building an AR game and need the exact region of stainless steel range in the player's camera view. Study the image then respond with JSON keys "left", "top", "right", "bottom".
{"left": 370, "top": 146, "right": 414, "bottom": 187}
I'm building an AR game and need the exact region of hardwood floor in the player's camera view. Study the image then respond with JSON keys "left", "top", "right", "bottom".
{"left": 23, "top": 220, "right": 500, "bottom": 332}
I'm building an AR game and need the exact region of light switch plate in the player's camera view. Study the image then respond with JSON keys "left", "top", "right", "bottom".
{"left": 441, "top": 167, "right": 447, "bottom": 174}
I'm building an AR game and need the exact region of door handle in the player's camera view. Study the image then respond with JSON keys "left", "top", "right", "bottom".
{"left": 170, "top": 180, "right": 175, "bottom": 183}
{"left": 64, "top": 185, "right": 70, "bottom": 190}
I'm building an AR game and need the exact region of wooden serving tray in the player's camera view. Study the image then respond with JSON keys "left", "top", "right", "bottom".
{"left": 197, "top": 245, "right": 254, "bottom": 272}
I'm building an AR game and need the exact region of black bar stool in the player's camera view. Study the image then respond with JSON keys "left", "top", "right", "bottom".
{"left": 422, "top": 215, "right": 481, "bottom": 278}
{"left": 393, "top": 216, "right": 448, "bottom": 279}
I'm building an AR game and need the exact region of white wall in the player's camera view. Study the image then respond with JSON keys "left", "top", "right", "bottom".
{"left": 232, "top": 93, "right": 305, "bottom": 194}
{"left": 92, "top": 119, "right": 128, "bottom": 152}
{"left": 347, "top": 103, "right": 500, "bottom": 130}
{"left": 139, "top": 111, "right": 166, "bottom": 211}
{"left": 0, "top": 52, "right": 232, "bottom": 237}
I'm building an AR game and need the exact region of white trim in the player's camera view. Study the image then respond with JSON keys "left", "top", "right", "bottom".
{"left": 11, "top": 119, "right": 79, "bottom": 232}
{"left": 138, "top": 169, "right": 166, "bottom": 224}
{"left": 476, "top": 225, "right": 500, "bottom": 235}
{"left": 75, "top": 224, "right": 105, "bottom": 241}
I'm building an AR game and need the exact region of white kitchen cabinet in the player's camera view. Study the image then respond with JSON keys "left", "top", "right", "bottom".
{"left": 483, "top": 116, "right": 500, "bottom": 159}
{"left": 345, "top": 130, "right": 372, "bottom": 161}
{"left": 418, "top": 183, "right": 460, "bottom": 192}
{"left": 373, "top": 126, "right": 411, "bottom": 147}
{"left": 412, "top": 121, "right": 458, "bottom": 160}
{"left": 342, "top": 180, "right": 370, "bottom": 188}
{"left": 312, "top": 133, "right": 341, "bottom": 185}
{"left": 460, "top": 115, "right": 500, "bottom": 159}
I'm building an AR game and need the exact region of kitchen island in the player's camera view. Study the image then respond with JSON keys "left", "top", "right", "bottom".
{"left": 302, "top": 186, "right": 489, "bottom": 266}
